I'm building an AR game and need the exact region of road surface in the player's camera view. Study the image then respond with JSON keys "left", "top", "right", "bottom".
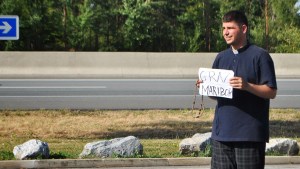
{"left": 0, "top": 78, "right": 298, "bottom": 109}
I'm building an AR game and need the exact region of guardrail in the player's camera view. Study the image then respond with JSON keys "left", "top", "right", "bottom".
{"left": 0, "top": 52, "right": 299, "bottom": 78}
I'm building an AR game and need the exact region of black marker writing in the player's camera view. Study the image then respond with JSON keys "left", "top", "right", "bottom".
{"left": 199, "top": 71, "right": 231, "bottom": 83}
{"left": 201, "top": 84, "right": 233, "bottom": 98}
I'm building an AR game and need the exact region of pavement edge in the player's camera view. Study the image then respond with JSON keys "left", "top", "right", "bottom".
{"left": 0, "top": 156, "right": 299, "bottom": 168}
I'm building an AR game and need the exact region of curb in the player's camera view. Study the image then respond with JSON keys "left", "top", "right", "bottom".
{"left": 0, "top": 156, "right": 299, "bottom": 168}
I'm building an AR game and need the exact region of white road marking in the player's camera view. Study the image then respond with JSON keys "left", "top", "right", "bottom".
{"left": 0, "top": 95, "right": 298, "bottom": 98}
{"left": 0, "top": 86, "right": 106, "bottom": 89}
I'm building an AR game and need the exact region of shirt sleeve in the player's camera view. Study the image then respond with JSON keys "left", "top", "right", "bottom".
{"left": 259, "top": 51, "right": 277, "bottom": 89}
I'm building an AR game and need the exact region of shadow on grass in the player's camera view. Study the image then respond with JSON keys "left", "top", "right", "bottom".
{"left": 270, "top": 120, "right": 300, "bottom": 138}
{"left": 0, "top": 151, "right": 74, "bottom": 160}
{"left": 91, "top": 121, "right": 213, "bottom": 139}
{"left": 89, "top": 120, "right": 300, "bottom": 140}
{"left": 49, "top": 152, "right": 69, "bottom": 159}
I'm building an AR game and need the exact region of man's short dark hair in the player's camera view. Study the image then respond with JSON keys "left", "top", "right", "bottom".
{"left": 222, "top": 10, "right": 248, "bottom": 27}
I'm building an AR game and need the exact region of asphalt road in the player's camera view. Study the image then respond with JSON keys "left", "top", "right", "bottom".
{"left": 0, "top": 78, "right": 299, "bottom": 109}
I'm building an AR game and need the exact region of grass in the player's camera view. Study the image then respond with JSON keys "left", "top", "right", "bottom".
{"left": 0, "top": 109, "right": 299, "bottom": 160}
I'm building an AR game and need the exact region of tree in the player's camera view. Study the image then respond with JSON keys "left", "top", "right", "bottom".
{"left": 267, "top": 0, "right": 300, "bottom": 52}
{"left": 121, "top": 0, "right": 176, "bottom": 51}
{"left": 89, "top": 0, "right": 124, "bottom": 51}
{"left": 0, "top": 0, "right": 65, "bottom": 50}
{"left": 64, "top": 0, "right": 93, "bottom": 50}
{"left": 177, "top": 1, "right": 205, "bottom": 52}
{"left": 0, "top": 0, "right": 300, "bottom": 52}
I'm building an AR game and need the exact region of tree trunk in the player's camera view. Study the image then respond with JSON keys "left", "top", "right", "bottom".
{"left": 265, "top": 0, "right": 269, "bottom": 51}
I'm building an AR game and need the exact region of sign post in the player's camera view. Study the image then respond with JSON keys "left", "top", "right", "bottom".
{"left": 0, "top": 15, "right": 19, "bottom": 40}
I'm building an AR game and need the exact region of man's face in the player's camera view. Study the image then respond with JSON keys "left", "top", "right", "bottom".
{"left": 222, "top": 21, "right": 247, "bottom": 48}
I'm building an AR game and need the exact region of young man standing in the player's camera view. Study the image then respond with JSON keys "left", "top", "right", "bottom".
{"left": 200, "top": 10, "right": 277, "bottom": 169}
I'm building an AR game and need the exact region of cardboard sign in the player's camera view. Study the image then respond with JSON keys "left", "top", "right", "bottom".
{"left": 198, "top": 68, "right": 234, "bottom": 98}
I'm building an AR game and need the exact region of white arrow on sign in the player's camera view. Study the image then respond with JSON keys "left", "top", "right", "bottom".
{"left": 0, "top": 21, "right": 12, "bottom": 34}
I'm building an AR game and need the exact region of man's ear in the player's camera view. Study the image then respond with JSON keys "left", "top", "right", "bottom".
{"left": 242, "top": 24, "right": 247, "bottom": 34}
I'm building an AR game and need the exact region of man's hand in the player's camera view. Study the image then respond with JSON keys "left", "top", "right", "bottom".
{"left": 229, "top": 77, "right": 249, "bottom": 90}
{"left": 229, "top": 76, "right": 277, "bottom": 99}
{"left": 196, "top": 79, "right": 203, "bottom": 88}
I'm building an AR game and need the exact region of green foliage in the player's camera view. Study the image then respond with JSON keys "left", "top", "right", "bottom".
{"left": 199, "top": 144, "right": 212, "bottom": 157}
{"left": 0, "top": 151, "right": 15, "bottom": 160}
{"left": 0, "top": 0, "right": 299, "bottom": 52}
{"left": 269, "top": 24, "right": 300, "bottom": 53}
{"left": 267, "top": 0, "right": 300, "bottom": 53}
{"left": 65, "top": 0, "right": 94, "bottom": 50}
{"left": 121, "top": 0, "right": 176, "bottom": 51}
{"left": 177, "top": 1, "right": 205, "bottom": 52}
{"left": 265, "top": 150, "right": 284, "bottom": 156}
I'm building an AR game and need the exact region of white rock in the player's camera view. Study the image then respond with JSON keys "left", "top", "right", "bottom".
{"left": 266, "top": 138, "right": 299, "bottom": 156}
{"left": 179, "top": 132, "right": 211, "bottom": 154}
{"left": 79, "top": 136, "right": 143, "bottom": 158}
{"left": 13, "top": 139, "right": 50, "bottom": 160}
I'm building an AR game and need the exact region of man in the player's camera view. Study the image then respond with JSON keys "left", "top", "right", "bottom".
{"left": 198, "top": 10, "right": 277, "bottom": 169}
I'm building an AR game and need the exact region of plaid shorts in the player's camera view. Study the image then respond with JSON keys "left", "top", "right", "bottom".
{"left": 211, "top": 139, "right": 266, "bottom": 169}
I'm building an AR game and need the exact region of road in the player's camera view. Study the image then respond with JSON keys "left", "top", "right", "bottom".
{"left": 0, "top": 78, "right": 299, "bottom": 109}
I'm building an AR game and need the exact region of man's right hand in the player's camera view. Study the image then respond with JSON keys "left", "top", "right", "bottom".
{"left": 196, "top": 79, "right": 203, "bottom": 88}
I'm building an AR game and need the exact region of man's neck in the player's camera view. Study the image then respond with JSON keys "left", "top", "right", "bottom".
{"left": 231, "top": 40, "right": 248, "bottom": 51}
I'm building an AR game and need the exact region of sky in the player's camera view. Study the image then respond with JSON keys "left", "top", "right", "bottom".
{"left": 296, "top": 0, "right": 300, "bottom": 14}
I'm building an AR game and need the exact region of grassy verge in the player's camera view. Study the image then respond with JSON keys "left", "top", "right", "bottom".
{"left": 0, "top": 109, "right": 299, "bottom": 160}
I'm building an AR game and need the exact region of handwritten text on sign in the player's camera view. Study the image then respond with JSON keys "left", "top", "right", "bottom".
{"left": 198, "top": 68, "right": 234, "bottom": 98}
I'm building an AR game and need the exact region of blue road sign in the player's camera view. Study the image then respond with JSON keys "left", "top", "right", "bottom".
{"left": 0, "top": 15, "right": 19, "bottom": 40}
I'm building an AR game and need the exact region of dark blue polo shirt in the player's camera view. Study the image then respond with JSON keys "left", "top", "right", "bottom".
{"left": 211, "top": 44, "right": 277, "bottom": 142}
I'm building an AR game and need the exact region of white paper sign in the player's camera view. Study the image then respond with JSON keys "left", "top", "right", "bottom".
{"left": 198, "top": 68, "right": 234, "bottom": 98}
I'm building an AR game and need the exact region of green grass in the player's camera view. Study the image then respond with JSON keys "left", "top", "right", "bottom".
{"left": 0, "top": 109, "right": 299, "bottom": 160}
